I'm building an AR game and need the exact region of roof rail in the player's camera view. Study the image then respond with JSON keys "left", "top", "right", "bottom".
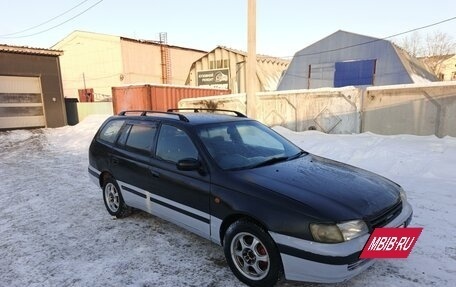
{"left": 118, "top": 110, "right": 189, "bottom": 122}
{"left": 167, "top": 108, "right": 247, "bottom": 118}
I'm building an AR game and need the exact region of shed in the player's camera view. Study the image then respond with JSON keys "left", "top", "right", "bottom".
{"left": 0, "top": 44, "right": 66, "bottom": 129}
{"left": 185, "top": 46, "right": 289, "bottom": 93}
{"left": 277, "top": 30, "right": 437, "bottom": 90}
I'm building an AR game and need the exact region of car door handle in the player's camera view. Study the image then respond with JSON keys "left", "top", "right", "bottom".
{"left": 150, "top": 169, "right": 160, "bottom": 178}
{"left": 112, "top": 157, "right": 119, "bottom": 165}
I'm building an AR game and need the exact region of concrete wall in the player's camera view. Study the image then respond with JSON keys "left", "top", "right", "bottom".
{"left": 179, "top": 82, "right": 456, "bottom": 137}
{"left": 179, "top": 87, "right": 362, "bottom": 134}
{"left": 76, "top": 102, "right": 113, "bottom": 122}
{"left": 363, "top": 82, "right": 456, "bottom": 137}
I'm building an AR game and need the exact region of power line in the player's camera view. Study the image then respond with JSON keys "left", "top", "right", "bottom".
{"left": 1, "top": 0, "right": 104, "bottom": 39}
{"left": 282, "top": 16, "right": 456, "bottom": 59}
{"left": 284, "top": 69, "right": 422, "bottom": 80}
{"left": 0, "top": 0, "right": 91, "bottom": 37}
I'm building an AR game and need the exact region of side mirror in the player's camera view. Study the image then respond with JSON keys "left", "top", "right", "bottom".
{"left": 177, "top": 158, "right": 201, "bottom": 171}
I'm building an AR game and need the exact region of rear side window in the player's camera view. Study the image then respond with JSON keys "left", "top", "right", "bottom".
{"left": 98, "top": 120, "right": 125, "bottom": 144}
{"left": 124, "top": 124, "right": 157, "bottom": 154}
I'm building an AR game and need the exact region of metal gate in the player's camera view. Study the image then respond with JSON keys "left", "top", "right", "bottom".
{"left": 0, "top": 76, "right": 45, "bottom": 129}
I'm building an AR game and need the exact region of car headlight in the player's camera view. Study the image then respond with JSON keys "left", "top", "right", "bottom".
{"left": 399, "top": 188, "right": 407, "bottom": 202}
{"left": 310, "top": 220, "right": 368, "bottom": 243}
{"left": 310, "top": 223, "right": 343, "bottom": 243}
{"left": 337, "top": 220, "right": 369, "bottom": 241}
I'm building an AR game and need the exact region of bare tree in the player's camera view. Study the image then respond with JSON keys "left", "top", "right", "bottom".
{"left": 398, "top": 31, "right": 423, "bottom": 57}
{"left": 422, "top": 32, "right": 456, "bottom": 75}
{"left": 397, "top": 31, "right": 456, "bottom": 77}
{"left": 423, "top": 31, "right": 456, "bottom": 56}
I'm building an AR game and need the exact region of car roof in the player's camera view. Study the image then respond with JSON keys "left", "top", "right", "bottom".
{"left": 113, "top": 109, "right": 252, "bottom": 126}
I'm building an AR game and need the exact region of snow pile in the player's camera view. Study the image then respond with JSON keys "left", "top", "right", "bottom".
{"left": 0, "top": 117, "right": 455, "bottom": 287}
{"left": 44, "top": 114, "right": 111, "bottom": 152}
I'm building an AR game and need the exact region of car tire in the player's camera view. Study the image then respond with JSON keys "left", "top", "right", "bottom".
{"left": 102, "top": 177, "right": 130, "bottom": 218}
{"left": 224, "top": 220, "right": 282, "bottom": 287}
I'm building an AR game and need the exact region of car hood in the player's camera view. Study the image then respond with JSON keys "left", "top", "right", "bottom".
{"left": 236, "top": 154, "right": 400, "bottom": 221}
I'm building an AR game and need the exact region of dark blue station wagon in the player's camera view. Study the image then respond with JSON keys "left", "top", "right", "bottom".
{"left": 88, "top": 109, "right": 413, "bottom": 287}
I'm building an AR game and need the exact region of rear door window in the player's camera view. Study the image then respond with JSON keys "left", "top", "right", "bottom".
{"left": 121, "top": 123, "right": 157, "bottom": 155}
{"left": 125, "top": 124, "right": 157, "bottom": 153}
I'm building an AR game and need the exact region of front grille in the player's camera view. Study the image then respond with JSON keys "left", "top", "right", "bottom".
{"left": 367, "top": 200, "right": 402, "bottom": 230}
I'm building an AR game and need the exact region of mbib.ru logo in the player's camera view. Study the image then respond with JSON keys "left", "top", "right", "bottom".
{"left": 360, "top": 228, "right": 423, "bottom": 258}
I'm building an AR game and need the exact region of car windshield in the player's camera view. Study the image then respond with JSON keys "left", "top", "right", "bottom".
{"left": 197, "top": 120, "right": 305, "bottom": 170}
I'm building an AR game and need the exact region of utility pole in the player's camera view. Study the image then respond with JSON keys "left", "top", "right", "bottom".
{"left": 246, "top": 0, "right": 256, "bottom": 118}
{"left": 82, "top": 72, "right": 89, "bottom": 100}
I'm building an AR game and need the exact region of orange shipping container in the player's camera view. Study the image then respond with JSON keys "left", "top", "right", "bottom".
{"left": 112, "top": 84, "right": 230, "bottom": 114}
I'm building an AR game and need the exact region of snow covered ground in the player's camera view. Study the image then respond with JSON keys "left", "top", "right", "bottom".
{"left": 0, "top": 115, "right": 455, "bottom": 287}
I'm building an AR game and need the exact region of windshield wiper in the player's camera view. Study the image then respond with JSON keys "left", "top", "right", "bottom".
{"left": 229, "top": 151, "right": 308, "bottom": 171}
{"left": 249, "top": 156, "right": 289, "bottom": 169}
{"left": 287, "top": 150, "right": 308, "bottom": 160}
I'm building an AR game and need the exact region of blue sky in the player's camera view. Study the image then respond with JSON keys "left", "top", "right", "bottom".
{"left": 1, "top": 0, "right": 455, "bottom": 58}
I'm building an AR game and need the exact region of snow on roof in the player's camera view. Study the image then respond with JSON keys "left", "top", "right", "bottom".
{"left": 0, "top": 44, "right": 63, "bottom": 56}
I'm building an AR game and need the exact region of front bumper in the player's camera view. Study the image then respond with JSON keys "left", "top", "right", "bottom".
{"left": 269, "top": 200, "right": 413, "bottom": 283}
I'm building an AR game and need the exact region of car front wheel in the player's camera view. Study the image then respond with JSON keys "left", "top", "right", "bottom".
{"left": 224, "top": 220, "right": 282, "bottom": 287}
{"left": 102, "top": 178, "right": 129, "bottom": 218}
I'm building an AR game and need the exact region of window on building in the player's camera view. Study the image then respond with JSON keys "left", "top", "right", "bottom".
{"left": 209, "top": 59, "right": 230, "bottom": 69}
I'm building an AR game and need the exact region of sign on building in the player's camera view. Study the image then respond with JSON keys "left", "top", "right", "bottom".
{"left": 197, "top": 69, "right": 229, "bottom": 89}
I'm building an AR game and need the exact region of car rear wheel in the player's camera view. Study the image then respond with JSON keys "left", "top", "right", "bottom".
{"left": 224, "top": 220, "right": 282, "bottom": 287}
{"left": 102, "top": 178, "right": 129, "bottom": 218}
